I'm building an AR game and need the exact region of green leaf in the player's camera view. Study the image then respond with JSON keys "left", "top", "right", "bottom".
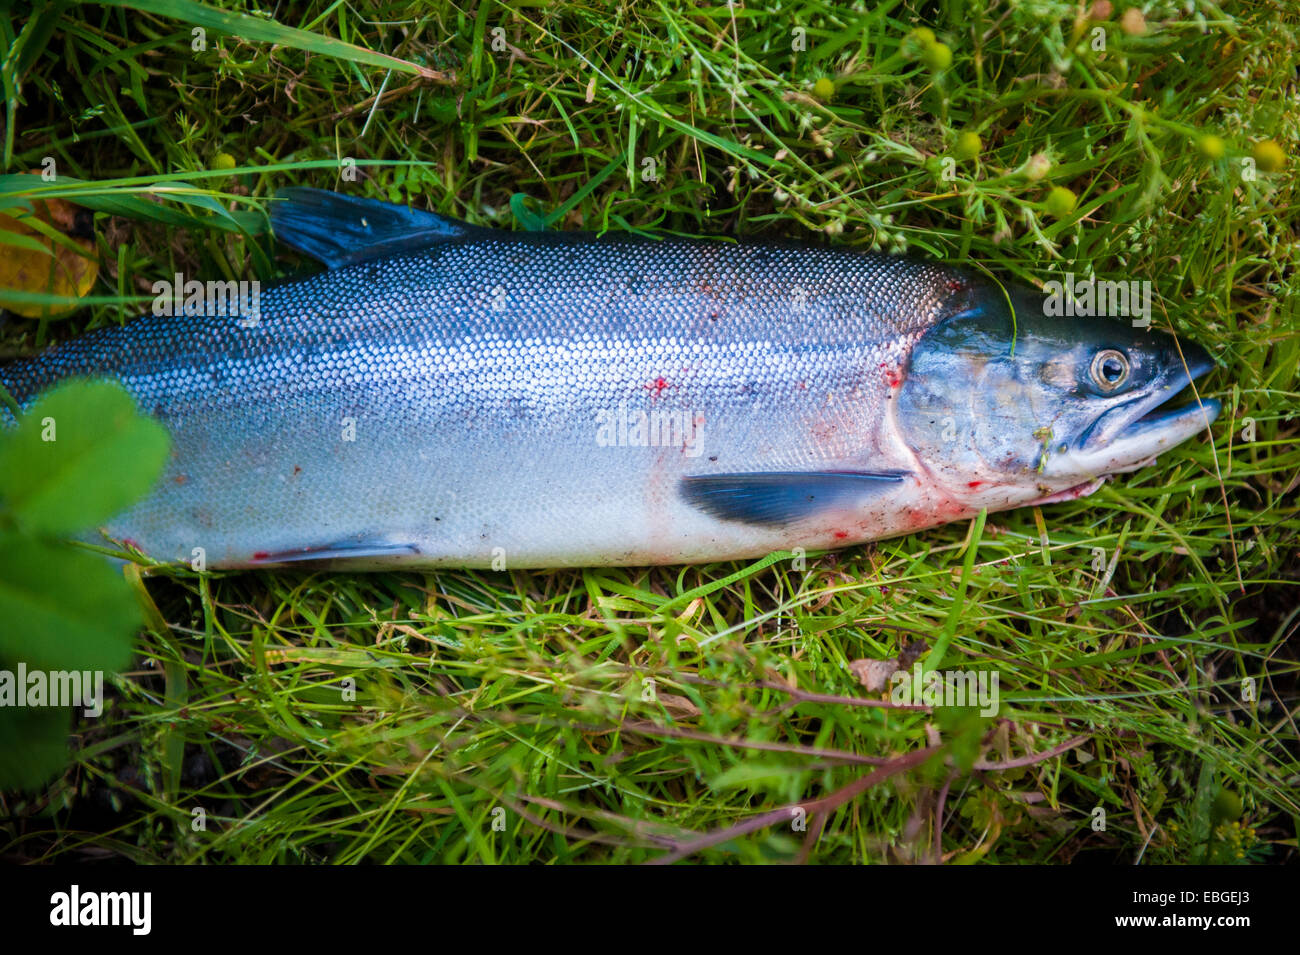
{"left": 509, "top": 193, "right": 549, "bottom": 232}
{"left": 0, "top": 702, "right": 72, "bottom": 792}
{"left": 0, "top": 534, "right": 139, "bottom": 671}
{"left": 0, "top": 226, "right": 55, "bottom": 256}
{"left": 934, "top": 705, "right": 988, "bottom": 774}
{"left": 543, "top": 151, "right": 627, "bottom": 228}
{"left": 95, "top": 0, "right": 444, "bottom": 80}
{"left": 0, "top": 380, "right": 169, "bottom": 535}
{"left": 710, "top": 763, "right": 793, "bottom": 789}
{"left": 0, "top": 177, "right": 261, "bottom": 234}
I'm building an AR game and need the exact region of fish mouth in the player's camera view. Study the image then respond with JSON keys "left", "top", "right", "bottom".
{"left": 1027, "top": 346, "right": 1218, "bottom": 505}
{"left": 1072, "top": 346, "right": 1220, "bottom": 471}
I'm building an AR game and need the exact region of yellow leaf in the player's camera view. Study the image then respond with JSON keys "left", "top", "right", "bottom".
{"left": 0, "top": 178, "right": 99, "bottom": 320}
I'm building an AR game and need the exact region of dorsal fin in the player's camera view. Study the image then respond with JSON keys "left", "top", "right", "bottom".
{"left": 271, "top": 187, "right": 485, "bottom": 268}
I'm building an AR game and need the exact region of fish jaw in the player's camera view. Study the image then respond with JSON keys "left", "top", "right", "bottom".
{"left": 1059, "top": 394, "right": 1221, "bottom": 478}
{"left": 952, "top": 383, "right": 1220, "bottom": 515}
{"left": 1024, "top": 477, "right": 1107, "bottom": 507}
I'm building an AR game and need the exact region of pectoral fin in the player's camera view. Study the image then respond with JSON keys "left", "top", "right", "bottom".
{"left": 679, "top": 470, "right": 909, "bottom": 527}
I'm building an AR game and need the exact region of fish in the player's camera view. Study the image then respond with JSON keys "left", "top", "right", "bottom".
{"left": 0, "top": 188, "right": 1221, "bottom": 569}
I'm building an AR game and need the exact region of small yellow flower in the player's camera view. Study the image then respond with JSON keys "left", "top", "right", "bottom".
{"left": 922, "top": 42, "right": 953, "bottom": 72}
{"left": 1197, "top": 135, "right": 1225, "bottom": 160}
{"left": 1044, "top": 186, "right": 1077, "bottom": 217}
{"left": 954, "top": 131, "right": 982, "bottom": 160}
{"left": 1252, "top": 140, "right": 1285, "bottom": 172}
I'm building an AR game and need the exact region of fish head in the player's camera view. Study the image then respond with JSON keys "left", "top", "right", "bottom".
{"left": 895, "top": 285, "right": 1220, "bottom": 509}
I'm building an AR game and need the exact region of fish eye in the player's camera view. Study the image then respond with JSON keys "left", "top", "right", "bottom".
{"left": 1090, "top": 349, "right": 1130, "bottom": 390}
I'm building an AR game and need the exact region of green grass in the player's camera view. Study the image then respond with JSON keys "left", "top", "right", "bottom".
{"left": 1, "top": 0, "right": 1296, "bottom": 863}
